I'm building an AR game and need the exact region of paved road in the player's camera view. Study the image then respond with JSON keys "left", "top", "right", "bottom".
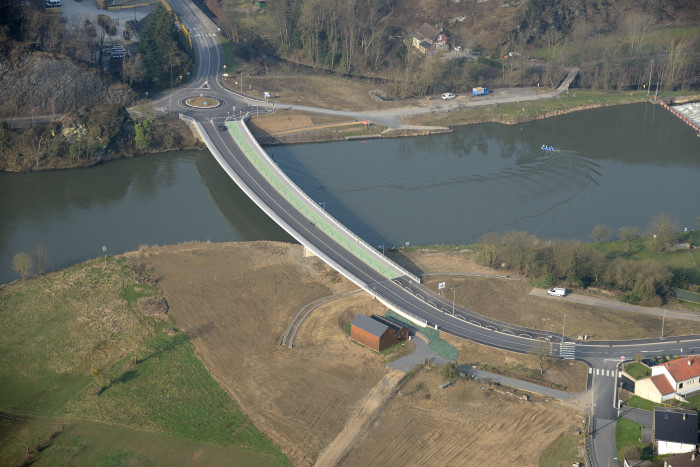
{"left": 157, "top": 2, "right": 699, "bottom": 466}
{"left": 531, "top": 288, "right": 700, "bottom": 321}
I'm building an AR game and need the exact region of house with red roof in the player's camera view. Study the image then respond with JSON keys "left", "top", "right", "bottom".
{"left": 635, "top": 356, "right": 700, "bottom": 403}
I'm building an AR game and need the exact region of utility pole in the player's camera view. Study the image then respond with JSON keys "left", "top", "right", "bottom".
{"left": 647, "top": 59, "right": 654, "bottom": 97}
{"left": 449, "top": 285, "right": 460, "bottom": 315}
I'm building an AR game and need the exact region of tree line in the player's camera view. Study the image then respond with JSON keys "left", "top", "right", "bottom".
{"left": 474, "top": 214, "right": 695, "bottom": 306}
{"left": 0, "top": 0, "right": 190, "bottom": 91}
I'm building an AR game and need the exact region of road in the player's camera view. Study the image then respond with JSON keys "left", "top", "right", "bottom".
{"left": 158, "top": 2, "right": 699, "bottom": 466}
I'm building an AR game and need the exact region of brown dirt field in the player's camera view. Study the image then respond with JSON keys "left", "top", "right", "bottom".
{"left": 226, "top": 74, "right": 401, "bottom": 112}
{"left": 248, "top": 110, "right": 355, "bottom": 134}
{"left": 393, "top": 247, "right": 700, "bottom": 341}
{"left": 142, "top": 241, "right": 390, "bottom": 466}
{"left": 139, "top": 241, "right": 674, "bottom": 465}
{"left": 443, "top": 334, "right": 589, "bottom": 394}
{"left": 340, "top": 365, "right": 584, "bottom": 467}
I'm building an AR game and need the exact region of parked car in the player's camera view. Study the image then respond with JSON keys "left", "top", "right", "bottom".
{"left": 218, "top": 125, "right": 226, "bottom": 131}
{"left": 547, "top": 287, "right": 567, "bottom": 297}
{"left": 442, "top": 93, "right": 456, "bottom": 100}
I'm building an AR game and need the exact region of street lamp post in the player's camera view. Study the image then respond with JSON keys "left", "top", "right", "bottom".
{"left": 562, "top": 313, "right": 567, "bottom": 343}
{"left": 378, "top": 245, "right": 384, "bottom": 255}
{"left": 240, "top": 69, "right": 243, "bottom": 93}
{"left": 661, "top": 309, "right": 666, "bottom": 340}
{"left": 449, "top": 285, "right": 460, "bottom": 315}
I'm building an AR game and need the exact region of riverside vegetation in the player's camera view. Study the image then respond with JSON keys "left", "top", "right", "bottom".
{"left": 0, "top": 252, "right": 289, "bottom": 466}
{"left": 454, "top": 213, "right": 700, "bottom": 307}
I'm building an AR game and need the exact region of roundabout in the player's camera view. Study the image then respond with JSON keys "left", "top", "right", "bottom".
{"left": 184, "top": 96, "right": 222, "bottom": 109}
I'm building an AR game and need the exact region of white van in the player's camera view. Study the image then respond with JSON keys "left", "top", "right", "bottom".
{"left": 547, "top": 287, "right": 567, "bottom": 297}
{"left": 442, "top": 92, "right": 456, "bottom": 100}
{"left": 46, "top": 0, "right": 61, "bottom": 7}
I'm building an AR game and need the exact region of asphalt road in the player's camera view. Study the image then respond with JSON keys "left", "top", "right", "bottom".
{"left": 158, "top": 2, "right": 700, "bottom": 465}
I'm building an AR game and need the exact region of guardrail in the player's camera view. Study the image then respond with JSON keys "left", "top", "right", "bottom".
{"left": 183, "top": 114, "right": 428, "bottom": 329}
{"left": 585, "top": 412, "right": 599, "bottom": 467}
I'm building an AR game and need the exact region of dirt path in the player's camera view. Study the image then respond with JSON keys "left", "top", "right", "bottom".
{"left": 314, "top": 370, "right": 404, "bottom": 467}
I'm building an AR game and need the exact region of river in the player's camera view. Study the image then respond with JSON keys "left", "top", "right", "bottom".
{"left": 1, "top": 102, "right": 698, "bottom": 284}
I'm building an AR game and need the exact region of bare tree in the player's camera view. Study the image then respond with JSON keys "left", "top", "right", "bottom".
{"left": 12, "top": 252, "right": 33, "bottom": 279}
{"left": 589, "top": 225, "right": 611, "bottom": 243}
{"left": 648, "top": 214, "right": 679, "bottom": 253}
{"left": 35, "top": 243, "right": 48, "bottom": 275}
{"left": 529, "top": 340, "right": 553, "bottom": 375}
{"left": 618, "top": 226, "right": 640, "bottom": 255}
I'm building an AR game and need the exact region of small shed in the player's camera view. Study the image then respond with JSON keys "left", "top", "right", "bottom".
{"left": 350, "top": 314, "right": 409, "bottom": 352}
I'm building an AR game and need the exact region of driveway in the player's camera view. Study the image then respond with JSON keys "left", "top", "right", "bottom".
{"left": 619, "top": 406, "right": 653, "bottom": 427}
{"left": 387, "top": 334, "right": 451, "bottom": 371}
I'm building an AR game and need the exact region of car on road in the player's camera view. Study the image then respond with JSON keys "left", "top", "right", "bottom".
{"left": 547, "top": 287, "right": 567, "bottom": 297}
{"left": 442, "top": 93, "right": 456, "bottom": 100}
{"left": 218, "top": 125, "right": 227, "bottom": 131}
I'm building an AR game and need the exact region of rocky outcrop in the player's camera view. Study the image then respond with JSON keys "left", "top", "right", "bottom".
{"left": 0, "top": 53, "right": 136, "bottom": 118}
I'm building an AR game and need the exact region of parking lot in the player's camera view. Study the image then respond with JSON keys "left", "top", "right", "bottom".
{"left": 58, "top": 0, "right": 155, "bottom": 45}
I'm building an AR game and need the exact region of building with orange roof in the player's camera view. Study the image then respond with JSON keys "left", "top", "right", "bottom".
{"left": 635, "top": 355, "right": 700, "bottom": 403}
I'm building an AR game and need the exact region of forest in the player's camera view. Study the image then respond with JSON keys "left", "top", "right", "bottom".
{"left": 206, "top": 0, "right": 699, "bottom": 97}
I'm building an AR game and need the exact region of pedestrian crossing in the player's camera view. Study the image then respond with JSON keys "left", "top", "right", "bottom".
{"left": 588, "top": 367, "right": 618, "bottom": 378}
{"left": 560, "top": 342, "right": 575, "bottom": 360}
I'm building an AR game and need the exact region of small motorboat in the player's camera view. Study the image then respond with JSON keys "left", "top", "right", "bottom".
{"left": 541, "top": 145, "right": 554, "bottom": 151}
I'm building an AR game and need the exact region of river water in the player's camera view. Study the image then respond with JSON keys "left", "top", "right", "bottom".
{"left": 1, "top": 102, "right": 698, "bottom": 284}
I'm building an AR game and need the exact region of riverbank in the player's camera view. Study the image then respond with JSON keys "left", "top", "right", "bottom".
{"left": 0, "top": 113, "right": 202, "bottom": 173}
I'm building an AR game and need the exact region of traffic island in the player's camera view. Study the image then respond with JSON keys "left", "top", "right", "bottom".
{"left": 184, "top": 96, "right": 221, "bottom": 108}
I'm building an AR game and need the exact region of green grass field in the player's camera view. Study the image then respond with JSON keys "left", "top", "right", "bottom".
{"left": 615, "top": 418, "right": 645, "bottom": 461}
{"left": 592, "top": 230, "right": 700, "bottom": 284}
{"left": 0, "top": 257, "right": 289, "bottom": 466}
{"left": 538, "top": 433, "right": 582, "bottom": 467}
{"left": 623, "top": 362, "right": 651, "bottom": 380}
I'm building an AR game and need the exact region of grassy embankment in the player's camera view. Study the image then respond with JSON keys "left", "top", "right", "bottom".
{"left": 592, "top": 229, "right": 700, "bottom": 286}
{"left": 0, "top": 256, "right": 289, "bottom": 466}
{"left": 623, "top": 362, "right": 651, "bottom": 379}
{"left": 538, "top": 433, "right": 581, "bottom": 467}
{"left": 404, "top": 89, "right": 700, "bottom": 128}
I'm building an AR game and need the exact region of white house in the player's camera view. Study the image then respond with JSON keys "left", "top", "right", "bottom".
{"left": 653, "top": 407, "right": 698, "bottom": 455}
{"left": 636, "top": 355, "right": 700, "bottom": 403}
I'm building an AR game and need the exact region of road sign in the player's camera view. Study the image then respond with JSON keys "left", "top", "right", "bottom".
{"left": 621, "top": 356, "right": 625, "bottom": 360}
{"left": 232, "top": 106, "right": 236, "bottom": 111}
{"left": 438, "top": 282, "right": 446, "bottom": 290}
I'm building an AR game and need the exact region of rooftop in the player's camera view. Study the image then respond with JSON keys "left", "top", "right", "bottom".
{"left": 350, "top": 314, "right": 389, "bottom": 339}
{"left": 649, "top": 374, "right": 675, "bottom": 395}
{"left": 654, "top": 407, "right": 698, "bottom": 445}
{"left": 662, "top": 355, "right": 700, "bottom": 382}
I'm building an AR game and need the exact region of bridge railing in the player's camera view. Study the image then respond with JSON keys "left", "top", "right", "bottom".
{"left": 185, "top": 114, "right": 426, "bottom": 327}
{"left": 235, "top": 120, "right": 422, "bottom": 284}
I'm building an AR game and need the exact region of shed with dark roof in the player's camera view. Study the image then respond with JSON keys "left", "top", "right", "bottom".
{"left": 350, "top": 314, "right": 409, "bottom": 352}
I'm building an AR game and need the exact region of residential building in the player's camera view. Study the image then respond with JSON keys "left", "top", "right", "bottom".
{"left": 653, "top": 407, "right": 698, "bottom": 455}
{"left": 636, "top": 356, "right": 700, "bottom": 402}
{"left": 664, "top": 450, "right": 700, "bottom": 466}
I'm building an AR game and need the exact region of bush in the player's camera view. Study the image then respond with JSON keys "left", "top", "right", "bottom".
{"left": 440, "top": 362, "right": 459, "bottom": 380}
